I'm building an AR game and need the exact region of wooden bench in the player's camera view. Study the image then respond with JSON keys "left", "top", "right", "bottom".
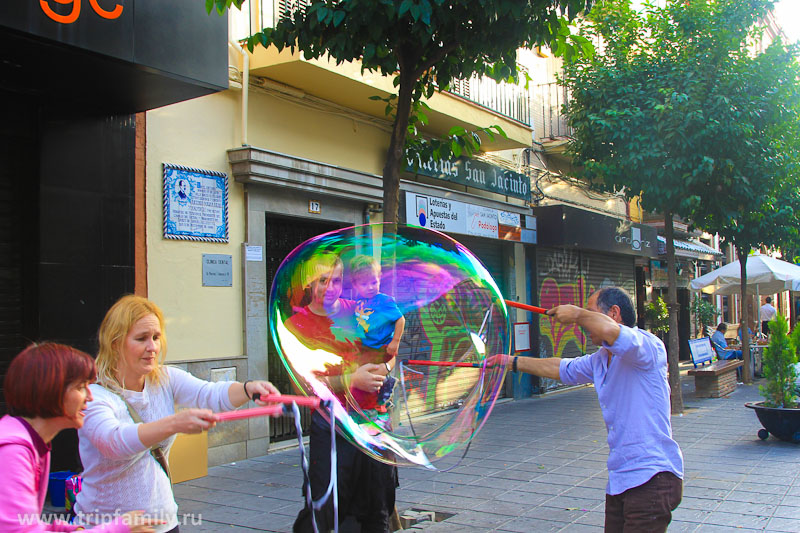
{"left": 688, "top": 338, "right": 743, "bottom": 398}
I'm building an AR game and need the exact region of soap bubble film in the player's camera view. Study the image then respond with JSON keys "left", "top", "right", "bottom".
{"left": 270, "top": 223, "right": 509, "bottom": 468}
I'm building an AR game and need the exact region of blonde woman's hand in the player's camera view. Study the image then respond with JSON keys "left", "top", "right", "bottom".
{"left": 249, "top": 380, "right": 281, "bottom": 404}
{"left": 169, "top": 408, "right": 216, "bottom": 434}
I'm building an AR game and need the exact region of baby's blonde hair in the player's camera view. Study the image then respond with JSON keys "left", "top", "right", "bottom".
{"left": 349, "top": 254, "right": 380, "bottom": 279}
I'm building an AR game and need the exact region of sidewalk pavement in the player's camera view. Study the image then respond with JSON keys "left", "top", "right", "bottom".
{"left": 174, "top": 367, "right": 800, "bottom": 532}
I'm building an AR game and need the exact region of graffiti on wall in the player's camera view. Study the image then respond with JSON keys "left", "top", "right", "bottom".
{"left": 400, "top": 280, "right": 496, "bottom": 412}
{"left": 539, "top": 276, "right": 592, "bottom": 359}
{"left": 540, "top": 248, "right": 581, "bottom": 281}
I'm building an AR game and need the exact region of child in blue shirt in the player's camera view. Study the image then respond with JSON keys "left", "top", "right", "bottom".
{"left": 349, "top": 255, "right": 405, "bottom": 418}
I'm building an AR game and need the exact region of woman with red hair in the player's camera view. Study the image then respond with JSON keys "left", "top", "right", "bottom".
{"left": 0, "top": 343, "right": 157, "bottom": 532}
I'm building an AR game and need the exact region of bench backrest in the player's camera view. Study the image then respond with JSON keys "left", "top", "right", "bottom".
{"left": 688, "top": 337, "right": 715, "bottom": 368}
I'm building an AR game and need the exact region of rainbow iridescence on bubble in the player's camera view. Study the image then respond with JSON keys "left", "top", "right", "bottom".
{"left": 269, "top": 223, "right": 509, "bottom": 468}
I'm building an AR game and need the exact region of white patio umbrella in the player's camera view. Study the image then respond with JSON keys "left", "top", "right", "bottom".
{"left": 690, "top": 253, "right": 800, "bottom": 295}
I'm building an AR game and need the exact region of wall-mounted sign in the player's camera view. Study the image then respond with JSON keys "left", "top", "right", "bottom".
{"left": 308, "top": 200, "right": 321, "bottom": 214}
{"left": 163, "top": 163, "right": 228, "bottom": 243}
{"left": 404, "top": 192, "right": 528, "bottom": 242}
{"left": 514, "top": 322, "right": 531, "bottom": 352}
{"left": 405, "top": 155, "right": 531, "bottom": 202}
{"left": 499, "top": 211, "right": 522, "bottom": 241}
{"left": 202, "top": 254, "right": 232, "bottom": 287}
{"left": 40, "top": 0, "right": 123, "bottom": 25}
{"left": 532, "top": 204, "right": 657, "bottom": 258}
{"left": 0, "top": 1, "right": 228, "bottom": 112}
{"left": 245, "top": 245, "right": 263, "bottom": 262}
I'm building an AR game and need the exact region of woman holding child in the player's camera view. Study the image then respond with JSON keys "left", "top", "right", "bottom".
{"left": 287, "top": 253, "right": 400, "bottom": 533}
{"left": 76, "top": 295, "right": 281, "bottom": 533}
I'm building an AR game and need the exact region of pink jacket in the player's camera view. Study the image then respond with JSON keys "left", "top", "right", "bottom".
{"left": 0, "top": 416, "right": 129, "bottom": 532}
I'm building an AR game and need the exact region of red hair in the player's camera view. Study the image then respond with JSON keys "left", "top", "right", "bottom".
{"left": 4, "top": 343, "right": 97, "bottom": 418}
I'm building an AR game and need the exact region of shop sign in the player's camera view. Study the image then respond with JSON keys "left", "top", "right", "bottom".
{"left": 0, "top": 0, "right": 228, "bottom": 100}
{"left": 405, "top": 155, "right": 531, "bottom": 202}
{"left": 40, "top": 0, "right": 123, "bottom": 24}
{"left": 404, "top": 192, "right": 524, "bottom": 241}
{"left": 532, "top": 204, "right": 658, "bottom": 258}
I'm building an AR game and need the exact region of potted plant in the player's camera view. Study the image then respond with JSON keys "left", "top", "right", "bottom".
{"left": 690, "top": 295, "right": 720, "bottom": 338}
{"left": 745, "top": 314, "right": 800, "bottom": 442}
{"left": 644, "top": 296, "right": 670, "bottom": 339}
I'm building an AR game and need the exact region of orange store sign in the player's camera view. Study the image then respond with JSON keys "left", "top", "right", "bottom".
{"left": 40, "top": 0, "right": 123, "bottom": 24}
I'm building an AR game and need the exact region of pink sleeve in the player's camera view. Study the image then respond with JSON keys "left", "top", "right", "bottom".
{"left": 0, "top": 442, "right": 49, "bottom": 531}
{"left": 0, "top": 444, "right": 130, "bottom": 533}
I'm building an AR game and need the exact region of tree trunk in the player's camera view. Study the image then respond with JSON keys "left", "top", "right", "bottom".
{"left": 738, "top": 246, "right": 753, "bottom": 384}
{"left": 381, "top": 71, "right": 415, "bottom": 224}
{"left": 664, "top": 213, "right": 684, "bottom": 414}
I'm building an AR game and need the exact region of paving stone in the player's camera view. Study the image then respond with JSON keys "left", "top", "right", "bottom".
{"left": 173, "top": 376, "right": 799, "bottom": 533}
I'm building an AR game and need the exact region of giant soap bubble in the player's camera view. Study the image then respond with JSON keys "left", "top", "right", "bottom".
{"left": 270, "top": 223, "right": 509, "bottom": 468}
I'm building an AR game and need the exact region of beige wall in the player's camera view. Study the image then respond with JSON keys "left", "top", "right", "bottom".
{"left": 147, "top": 91, "right": 244, "bottom": 362}
{"left": 146, "top": 85, "right": 392, "bottom": 362}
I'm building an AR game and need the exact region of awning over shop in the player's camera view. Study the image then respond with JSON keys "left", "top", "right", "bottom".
{"left": 657, "top": 236, "right": 722, "bottom": 261}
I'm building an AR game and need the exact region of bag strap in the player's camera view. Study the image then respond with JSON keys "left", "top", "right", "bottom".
{"left": 106, "top": 387, "right": 172, "bottom": 483}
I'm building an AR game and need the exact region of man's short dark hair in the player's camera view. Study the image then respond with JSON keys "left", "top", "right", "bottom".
{"left": 766, "top": 297, "right": 772, "bottom": 303}
{"left": 594, "top": 287, "right": 636, "bottom": 327}
{"left": 716, "top": 322, "right": 728, "bottom": 332}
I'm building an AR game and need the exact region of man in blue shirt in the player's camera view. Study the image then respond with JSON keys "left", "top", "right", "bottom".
{"left": 711, "top": 322, "right": 742, "bottom": 361}
{"left": 510, "top": 287, "right": 683, "bottom": 531}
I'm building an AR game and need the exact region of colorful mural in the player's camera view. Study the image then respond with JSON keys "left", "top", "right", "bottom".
{"left": 539, "top": 276, "right": 591, "bottom": 359}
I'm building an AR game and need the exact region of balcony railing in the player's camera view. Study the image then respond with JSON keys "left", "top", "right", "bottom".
{"left": 446, "top": 76, "right": 531, "bottom": 126}
{"left": 244, "top": 0, "right": 531, "bottom": 126}
{"left": 532, "top": 82, "right": 572, "bottom": 141}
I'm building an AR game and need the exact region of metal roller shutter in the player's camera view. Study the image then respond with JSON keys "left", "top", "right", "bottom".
{"left": 456, "top": 236, "right": 505, "bottom": 293}
{"left": 401, "top": 236, "right": 506, "bottom": 419}
{"left": 536, "top": 247, "right": 635, "bottom": 392}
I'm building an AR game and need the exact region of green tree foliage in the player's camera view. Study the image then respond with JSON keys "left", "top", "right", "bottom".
{"left": 644, "top": 296, "right": 669, "bottom": 335}
{"left": 561, "top": 0, "right": 800, "bottom": 410}
{"left": 760, "top": 315, "right": 798, "bottom": 408}
{"left": 209, "top": 0, "right": 594, "bottom": 223}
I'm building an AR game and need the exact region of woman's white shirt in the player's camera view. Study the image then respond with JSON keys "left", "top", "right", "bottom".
{"left": 76, "top": 366, "right": 235, "bottom": 532}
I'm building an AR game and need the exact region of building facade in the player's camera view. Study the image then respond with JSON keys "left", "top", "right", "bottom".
{"left": 0, "top": 0, "right": 230, "bottom": 470}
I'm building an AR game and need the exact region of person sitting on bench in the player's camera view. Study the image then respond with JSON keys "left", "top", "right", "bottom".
{"left": 711, "top": 323, "right": 743, "bottom": 361}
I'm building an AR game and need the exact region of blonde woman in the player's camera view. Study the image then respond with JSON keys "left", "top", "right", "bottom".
{"left": 76, "top": 295, "right": 281, "bottom": 533}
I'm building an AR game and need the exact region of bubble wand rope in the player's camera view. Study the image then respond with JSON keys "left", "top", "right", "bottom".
{"left": 216, "top": 395, "right": 337, "bottom": 533}
{"left": 395, "top": 304, "right": 491, "bottom": 471}
{"left": 396, "top": 361, "right": 475, "bottom": 473}
{"left": 292, "top": 401, "right": 338, "bottom": 533}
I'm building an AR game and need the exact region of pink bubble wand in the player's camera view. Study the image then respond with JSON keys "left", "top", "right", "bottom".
{"left": 215, "top": 394, "right": 323, "bottom": 422}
